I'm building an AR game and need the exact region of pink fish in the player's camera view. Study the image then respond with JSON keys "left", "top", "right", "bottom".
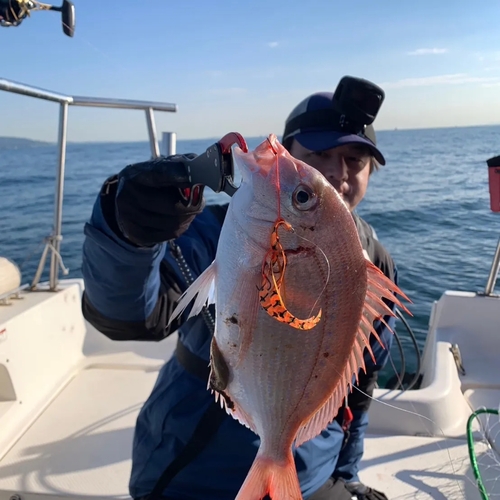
{"left": 169, "top": 134, "right": 411, "bottom": 500}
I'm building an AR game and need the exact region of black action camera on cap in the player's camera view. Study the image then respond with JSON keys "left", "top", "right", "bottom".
{"left": 332, "top": 76, "right": 385, "bottom": 135}
{"left": 282, "top": 75, "right": 385, "bottom": 144}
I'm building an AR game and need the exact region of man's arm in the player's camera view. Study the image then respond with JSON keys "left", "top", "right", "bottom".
{"left": 81, "top": 175, "right": 184, "bottom": 341}
{"left": 81, "top": 153, "right": 214, "bottom": 342}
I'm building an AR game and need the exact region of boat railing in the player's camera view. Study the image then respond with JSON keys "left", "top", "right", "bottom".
{"left": 0, "top": 77, "right": 178, "bottom": 293}
{"left": 483, "top": 236, "right": 500, "bottom": 296}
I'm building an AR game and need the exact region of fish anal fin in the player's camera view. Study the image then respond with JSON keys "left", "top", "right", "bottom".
{"left": 167, "top": 260, "right": 217, "bottom": 327}
{"left": 210, "top": 383, "right": 258, "bottom": 434}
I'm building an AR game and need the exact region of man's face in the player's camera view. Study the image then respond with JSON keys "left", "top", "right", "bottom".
{"left": 289, "top": 139, "right": 372, "bottom": 212}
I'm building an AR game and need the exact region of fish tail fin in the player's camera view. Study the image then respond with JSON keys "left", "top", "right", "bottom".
{"left": 235, "top": 451, "right": 302, "bottom": 500}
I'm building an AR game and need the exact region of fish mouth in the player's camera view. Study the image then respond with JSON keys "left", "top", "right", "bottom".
{"left": 233, "top": 133, "right": 288, "bottom": 181}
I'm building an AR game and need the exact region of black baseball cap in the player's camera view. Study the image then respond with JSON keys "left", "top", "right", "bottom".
{"left": 282, "top": 91, "right": 385, "bottom": 165}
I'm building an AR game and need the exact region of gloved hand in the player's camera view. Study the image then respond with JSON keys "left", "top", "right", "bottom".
{"left": 345, "top": 481, "right": 388, "bottom": 500}
{"left": 114, "top": 153, "right": 205, "bottom": 247}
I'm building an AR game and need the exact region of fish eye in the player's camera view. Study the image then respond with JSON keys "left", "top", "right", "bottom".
{"left": 292, "top": 185, "right": 317, "bottom": 211}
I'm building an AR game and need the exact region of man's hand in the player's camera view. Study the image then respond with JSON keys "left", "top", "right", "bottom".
{"left": 114, "top": 154, "right": 205, "bottom": 246}
{"left": 345, "top": 481, "right": 388, "bottom": 500}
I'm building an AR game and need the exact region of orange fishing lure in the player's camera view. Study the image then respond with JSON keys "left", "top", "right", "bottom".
{"left": 257, "top": 139, "right": 322, "bottom": 330}
{"left": 258, "top": 218, "right": 322, "bottom": 330}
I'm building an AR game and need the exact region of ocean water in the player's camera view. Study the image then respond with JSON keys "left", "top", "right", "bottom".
{"left": 1, "top": 126, "right": 500, "bottom": 384}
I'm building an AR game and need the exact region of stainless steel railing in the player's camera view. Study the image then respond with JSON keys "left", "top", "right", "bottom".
{"left": 0, "top": 77, "right": 178, "bottom": 291}
{"left": 484, "top": 236, "right": 500, "bottom": 296}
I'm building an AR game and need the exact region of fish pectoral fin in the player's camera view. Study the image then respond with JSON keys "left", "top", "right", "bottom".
{"left": 294, "top": 259, "right": 412, "bottom": 449}
{"left": 167, "top": 260, "right": 217, "bottom": 327}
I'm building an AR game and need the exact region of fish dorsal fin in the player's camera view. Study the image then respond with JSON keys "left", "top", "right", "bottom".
{"left": 294, "top": 259, "right": 411, "bottom": 448}
{"left": 167, "top": 260, "right": 217, "bottom": 327}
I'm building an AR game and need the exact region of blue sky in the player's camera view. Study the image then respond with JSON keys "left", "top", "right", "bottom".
{"left": 3, "top": 0, "right": 500, "bottom": 142}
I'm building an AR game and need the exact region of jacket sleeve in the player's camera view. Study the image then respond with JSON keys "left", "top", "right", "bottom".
{"left": 332, "top": 266, "right": 399, "bottom": 482}
{"left": 81, "top": 175, "right": 194, "bottom": 342}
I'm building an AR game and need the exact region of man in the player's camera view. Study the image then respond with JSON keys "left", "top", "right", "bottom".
{"left": 81, "top": 82, "right": 397, "bottom": 500}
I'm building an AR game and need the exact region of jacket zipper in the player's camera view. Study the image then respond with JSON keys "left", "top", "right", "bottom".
{"left": 168, "top": 240, "right": 215, "bottom": 335}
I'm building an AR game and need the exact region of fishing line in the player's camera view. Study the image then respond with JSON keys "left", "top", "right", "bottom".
{"left": 318, "top": 334, "right": 468, "bottom": 497}
{"left": 350, "top": 381, "right": 472, "bottom": 498}
{"left": 381, "top": 323, "right": 499, "bottom": 497}
{"left": 291, "top": 231, "right": 331, "bottom": 320}
{"left": 266, "top": 136, "right": 282, "bottom": 221}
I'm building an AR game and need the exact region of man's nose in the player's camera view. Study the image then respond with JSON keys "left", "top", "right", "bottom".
{"left": 324, "top": 157, "right": 348, "bottom": 182}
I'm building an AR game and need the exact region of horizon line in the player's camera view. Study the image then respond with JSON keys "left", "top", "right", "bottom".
{"left": 3, "top": 122, "right": 500, "bottom": 145}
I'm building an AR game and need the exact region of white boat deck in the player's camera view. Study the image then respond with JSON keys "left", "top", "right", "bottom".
{"left": 0, "top": 280, "right": 499, "bottom": 500}
{"left": 0, "top": 362, "right": 159, "bottom": 499}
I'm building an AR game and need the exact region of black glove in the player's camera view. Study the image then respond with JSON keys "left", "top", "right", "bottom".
{"left": 113, "top": 154, "right": 205, "bottom": 247}
{"left": 345, "top": 481, "right": 388, "bottom": 500}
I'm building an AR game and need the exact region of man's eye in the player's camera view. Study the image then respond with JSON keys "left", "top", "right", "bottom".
{"left": 312, "top": 151, "right": 327, "bottom": 158}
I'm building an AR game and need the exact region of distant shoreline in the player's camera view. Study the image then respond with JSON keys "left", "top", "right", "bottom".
{"left": 2, "top": 122, "right": 500, "bottom": 147}
{"left": 0, "top": 137, "right": 54, "bottom": 149}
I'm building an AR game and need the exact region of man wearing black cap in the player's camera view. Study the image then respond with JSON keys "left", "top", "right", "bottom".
{"left": 281, "top": 91, "right": 395, "bottom": 500}
{"left": 81, "top": 77, "right": 396, "bottom": 500}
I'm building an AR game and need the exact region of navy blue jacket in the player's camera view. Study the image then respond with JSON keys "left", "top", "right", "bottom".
{"left": 81, "top": 180, "right": 398, "bottom": 500}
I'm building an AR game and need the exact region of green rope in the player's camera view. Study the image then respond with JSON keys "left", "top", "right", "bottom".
{"left": 466, "top": 408, "right": 499, "bottom": 500}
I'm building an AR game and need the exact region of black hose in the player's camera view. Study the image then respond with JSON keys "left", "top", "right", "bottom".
{"left": 387, "top": 326, "right": 406, "bottom": 390}
{"left": 395, "top": 307, "right": 422, "bottom": 391}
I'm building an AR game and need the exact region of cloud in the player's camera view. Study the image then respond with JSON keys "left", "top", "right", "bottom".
{"left": 407, "top": 48, "right": 448, "bottom": 56}
{"left": 480, "top": 81, "right": 500, "bottom": 88}
{"left": 381, "top": 73, "right": 500, "bottom": 89}
{"left": 475, "top": 51, "right": 500, "bottom": 71}
{"left": 267, "top": 41, "right": 279, "bottom": 48}
{"left": 476, "top": 51, "right": 500, "bottom": 62}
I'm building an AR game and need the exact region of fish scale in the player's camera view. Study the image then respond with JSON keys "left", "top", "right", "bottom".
{"left": 169, "top": 133, "right": 411, "bottom": 500}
